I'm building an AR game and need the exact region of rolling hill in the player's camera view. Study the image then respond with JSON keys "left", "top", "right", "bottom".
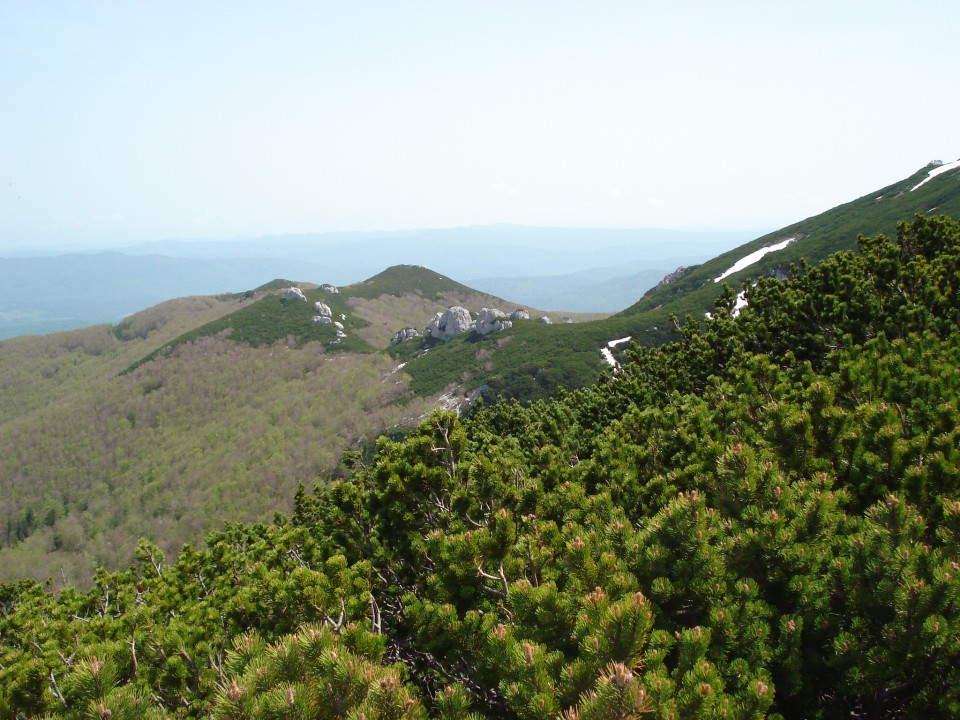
{"left": 0, "top": 266, "right": 576, "bottom": 587}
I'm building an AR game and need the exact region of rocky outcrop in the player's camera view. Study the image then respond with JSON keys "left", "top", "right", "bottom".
{"left": 312, "top": 315, "right": 333, "bottom": 324}
{"left": 655, "top": 267, "right": 690, "bottom": 289}
{"left": 539, "top": 316, "right": 552, "bottom": 324}
{"left": 510, "top": 309, "right": 530, "bottom": 320}
{"left": 283, "top": 287, "right": 307, "bottom": 302}
{"left": 424, "top": 306, "right": 473, "bottom": 340}
{"left": 390, "top": 328, "right": 420, "bottom": 345}
{"left": 334, "top": 321, "right": 344, "bottom": 330}
{"left": 313, "top": 301, "right": 332, "bottom": 317}
{"left": 475, "top": 308, "right": 513, "bottom": 336}
{"left": 319, "top": 284, "right": 339, "bottom": 294}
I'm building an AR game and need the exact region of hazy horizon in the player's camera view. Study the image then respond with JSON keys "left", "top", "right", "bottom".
{"left": 0, "top": 222, "right": 767, "bottom": 257}
{"left": 2, "top": 2, "right": 958, "bottom": 252}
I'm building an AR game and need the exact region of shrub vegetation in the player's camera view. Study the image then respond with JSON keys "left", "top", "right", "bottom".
{"left": 2, "top": 215, "right": 959, "bottom": 719}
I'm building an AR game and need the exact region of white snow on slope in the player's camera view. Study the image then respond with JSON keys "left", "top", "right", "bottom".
{"left": 732, "top": 290, "right": 750, "bottom": 317}
{"left": 715, "top": 236, "right": 797, "bottom": 283}
{"left": 910, "top": 159, "right": 960, "bottom": 192}
{"left": 600, "top": 337, "right": 633, "bottom": 368}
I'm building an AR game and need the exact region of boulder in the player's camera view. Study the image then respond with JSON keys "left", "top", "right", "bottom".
{"left": 313, "top": 301, "right": 332, "bottom": 317}
{"left": 424, "top": 306, "right": 473, "bottom": 340}
{"left": 539, "top": 316, "right": 552, "bottom": 324}
{"left": 334, "top": 321, "right": 344, "bottom": 330}
{"left": 475, "top": 308, "right": 512, "bottom": 336}
{"left": 390, "top": 327, "right": 420, "bottom": 345}
{"left": 283, "top": 287, "right": 307, "bottom": 302}
{"left": 655, "top": 266, "right": 690, "bottom": 289}
{"left": 319, "top": 284, "right": 339, "bottom": 294}
{"left": 510, "top": 309, "right": 530, "bottom": 320}
{"left": 312, "top": 315, "right": 333, "bottom": 324}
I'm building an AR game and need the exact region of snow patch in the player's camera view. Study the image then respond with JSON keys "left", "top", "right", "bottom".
{"left": 732, "top": 290, "right": 749, "bottom": 317}
{"left": 600, "top": 348, "right": 618, "bottom": 367}
{"left": 911, "top": 159, "right": 960, "bottom": 192}
{"left": 600, "top": 337, "right": 633, "bottom": 368}
{"left": 715, "top": 236, "right": 797, "bottom": 283}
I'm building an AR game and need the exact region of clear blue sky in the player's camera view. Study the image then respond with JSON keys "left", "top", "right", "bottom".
{"left": 2, "top": 1, "right": 958, "bottom": 249}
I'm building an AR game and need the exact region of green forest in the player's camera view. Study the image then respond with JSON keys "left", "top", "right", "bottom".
{"left": 2, "top": 214, "right": 959, "bottom": 719}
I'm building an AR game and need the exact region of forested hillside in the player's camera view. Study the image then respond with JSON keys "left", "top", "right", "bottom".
{"left": 2, "top": 214, "right": 958, "bottom": 719}
{"left": 0, "top": 269, "right": 532, "bottom": 588}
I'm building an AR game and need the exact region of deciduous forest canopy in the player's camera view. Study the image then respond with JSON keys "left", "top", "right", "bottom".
{"left": 2, "top": 214, "right": 959, "bottom": 719}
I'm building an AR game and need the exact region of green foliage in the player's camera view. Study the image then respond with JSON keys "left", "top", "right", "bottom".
{"left": 129, "top": 287, "right": 374, "bottom": 370}
{"left": 3, "top": 215, "right": 960, "bottom": 720}
{"left": 622, "top": 164, "right": 960, "bottom": 320}
{"left": 347, "top": 265, "right": 479, "bottom": 301}
{"left": 0, "top": 334, "right": 435, "bottom": 587}
{"left": 212, "top": 625, "right": 422, "bottom": 720}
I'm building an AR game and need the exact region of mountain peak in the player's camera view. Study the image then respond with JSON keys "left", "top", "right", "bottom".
{"left": 347, "top": 264, "right": 474, "bottom": 299}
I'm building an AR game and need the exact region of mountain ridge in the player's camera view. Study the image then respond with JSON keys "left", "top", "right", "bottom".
{"left": 1, "top": 159, "right": 958, "bottom": 587}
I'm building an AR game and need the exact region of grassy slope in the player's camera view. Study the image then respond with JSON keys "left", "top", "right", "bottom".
{"left": 402, "top": 163, "right": 960, "bottom": 401}
{"left": 622, "top": 162, "right": 960, "bottom": 319}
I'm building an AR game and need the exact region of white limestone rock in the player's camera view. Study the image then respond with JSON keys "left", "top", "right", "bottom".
{"left": 539, "top": 316, "right": 552, "bottom": 324}
{"left": 313, "top": 301, "right": 332, "bottom": 317}
{"left": 312, "top": 315, "right": 333, "bottom": 324}
{"left": 319, "top": 284, "right": 339, "bottom": 294}
{"left": 655, "top": 266, "right": 690, "bottom": 290}
{"left": 390, "top": 327, "right": 420, "bottom": 345}
{"left": 334, "top": 321, "right": 344, "bottom": 330}
{"left": 283, "top": 287, "right": 307, "bottom": 302}
{"left": 510, "top": 309, "right": 530, "bottom": 320}
{"left": 475, "top": 308, "right": 512, "bottom": 336}
{"left": 424, "top": 306, "right": 473, "bottom": 340}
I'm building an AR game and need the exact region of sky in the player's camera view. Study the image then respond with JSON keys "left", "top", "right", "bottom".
{"left": 1, "top": 0, "right": 958, "bottom": 251}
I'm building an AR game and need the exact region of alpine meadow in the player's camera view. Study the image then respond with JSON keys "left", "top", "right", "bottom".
{"left": 0, "top": 156, "right": 959, "bottom": 720}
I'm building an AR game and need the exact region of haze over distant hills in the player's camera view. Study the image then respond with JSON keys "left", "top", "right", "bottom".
{"left": 0, "top": 225, "right": 756, "bottom": 338}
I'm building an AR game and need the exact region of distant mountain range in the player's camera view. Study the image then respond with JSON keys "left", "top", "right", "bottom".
{"left": 0, "top": 226, "right": 755, "bottom": 338}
